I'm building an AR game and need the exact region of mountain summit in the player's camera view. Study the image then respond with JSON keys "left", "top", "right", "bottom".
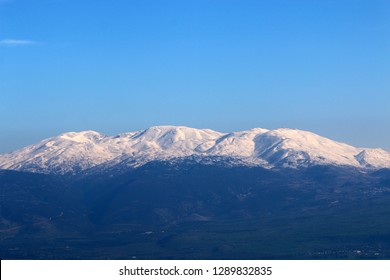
{"left": 1, "top": 126, "right": 389, "bottom": 174}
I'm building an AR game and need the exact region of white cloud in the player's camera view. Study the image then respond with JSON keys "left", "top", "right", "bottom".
{"left": 0, "top": 39, "right": 37, "bottom": 46}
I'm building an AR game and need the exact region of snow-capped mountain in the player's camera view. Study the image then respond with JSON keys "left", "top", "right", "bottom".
{"left": 0, "top": 125, "right": 389, "bottom": 174}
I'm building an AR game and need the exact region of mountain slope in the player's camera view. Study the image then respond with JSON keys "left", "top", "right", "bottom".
{"left": 0, "top": 126, "right": 390, "bottom": 174}
{"left": 2, "top": 164, "right": 390, "bottom": 259}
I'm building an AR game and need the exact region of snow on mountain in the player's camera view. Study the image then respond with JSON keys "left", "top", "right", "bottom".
{"left": 253, "top": 128, "right": 363, "bottom": 167}
{"left": 0, "top": 126, "right": 225, "bottom": 174}
{"left": 355, "top": 149, "right": 390, "bottom": 169}
{"left": 120, "top": 126, "right": 224, "bottom": 155}
{"left": 0, "top": 126, "right": 389, "bottom": 174}
{"left": 207, "top": 128, "right": 269, "bottom": 157}
{"left": 0, "top": 131, "right": 113, "bottom": 174}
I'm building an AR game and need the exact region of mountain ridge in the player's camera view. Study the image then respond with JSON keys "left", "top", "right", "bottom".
{"left": 1, "top": 125, "right": 389, "bottom": 174}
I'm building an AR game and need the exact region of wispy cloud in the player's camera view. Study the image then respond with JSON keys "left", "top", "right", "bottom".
{"left": 0, "top": 39, "right": 38, "bottom": 46}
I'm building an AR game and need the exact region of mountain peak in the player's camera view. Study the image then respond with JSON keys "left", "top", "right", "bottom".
{"left": 355, "top": 148, "right": 390, "bottom": 169}
{"left": 0, "top": 125, "right": 389, "bottom": 174}
{"left": 58, "top": 130, "right": 105, "bottom": 143}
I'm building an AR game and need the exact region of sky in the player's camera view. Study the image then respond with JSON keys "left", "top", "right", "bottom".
{"left": 0, "top": 0, "right": 389, "bottom": 153}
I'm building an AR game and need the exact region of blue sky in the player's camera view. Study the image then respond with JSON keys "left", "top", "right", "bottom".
{"left": 0, "top": 0, "right": 389, "bottom": 153}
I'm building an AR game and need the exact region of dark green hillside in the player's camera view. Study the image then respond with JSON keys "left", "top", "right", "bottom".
{"left": 1, "top": 165, "right": 390, "bottom": 259}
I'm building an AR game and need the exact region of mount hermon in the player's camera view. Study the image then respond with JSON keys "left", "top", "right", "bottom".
{"left": 0, "top": 126, "right": 389, "bottom": 174}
